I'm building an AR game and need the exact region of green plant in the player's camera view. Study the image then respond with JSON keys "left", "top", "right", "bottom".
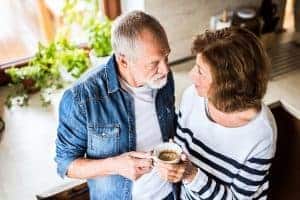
{"left": 60, "top": 0, "right": 112, "bottom": 57}
{"left": 55, "top": 38, "right": 90, "bottom": 78}
{"left": 7, "top": 42, "right": 59, "bottom": 90}
{"left": 4, "top": 0, "right": 112, "bottom": 108}
{"left": 62, "top": 0, "right": 99, "bottom": 26}
{"left": 5, "top": 88, "right": 29, "bottom": 108}
{"left": 5, "top": 39, "right": 89, "bottom": 107}
{"left": 87, "top": 18, "right": 112, "bottom": 57}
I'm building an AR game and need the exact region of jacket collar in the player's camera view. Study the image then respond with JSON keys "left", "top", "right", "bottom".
{"left": 104, "top": 54, "right": 120, "bottom": 94}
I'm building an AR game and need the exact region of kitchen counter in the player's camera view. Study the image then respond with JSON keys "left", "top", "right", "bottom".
{"left": 264, "top": 69, "right": 300, "bottom": 120}
{"left": 262, "top": 32, "right": 300, "bottom": 120}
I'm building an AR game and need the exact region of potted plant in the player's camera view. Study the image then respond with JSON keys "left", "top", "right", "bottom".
{"left": 60, "top": 0, "right": 112, "bottom": 66}
{"left": 5, "top": 38, "right": 90, "bottom": 108}
{"left": 4, "top": 0, "right": 112, "bottom": 108}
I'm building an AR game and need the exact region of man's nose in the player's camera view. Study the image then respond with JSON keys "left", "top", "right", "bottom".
{"left": 158, "top": 60, "right": 169, "bottom": 75}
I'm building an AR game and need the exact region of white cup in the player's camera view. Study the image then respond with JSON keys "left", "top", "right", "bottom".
{"left": 152, "top": 142, "right": 183, "bottom": 164}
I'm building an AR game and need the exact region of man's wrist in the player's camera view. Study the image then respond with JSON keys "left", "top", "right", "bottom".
{"left": 103, "top": 156, "right": 119, "bottom": 175}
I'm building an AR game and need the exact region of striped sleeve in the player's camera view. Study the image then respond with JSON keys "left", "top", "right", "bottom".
{"left": 181, "top": 152, "right": 272, "bottom": 200}
{"left": 175, "top": 121, "right": 274, "bottom": 200}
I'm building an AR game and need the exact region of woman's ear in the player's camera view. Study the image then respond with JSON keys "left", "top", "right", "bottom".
{"left": 116, "top": 54, "right": 128, "bottom": 69}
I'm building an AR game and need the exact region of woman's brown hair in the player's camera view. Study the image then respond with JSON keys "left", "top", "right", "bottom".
{"left": 192, "top": 27, "right": 271, "bottom": 112}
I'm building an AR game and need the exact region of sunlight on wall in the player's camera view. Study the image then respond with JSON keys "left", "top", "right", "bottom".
{"left": 0, "top": 0, "right": 45, "bottom": 63}
{"left": 283, "top": 0, "right": 295, "bottom": 32}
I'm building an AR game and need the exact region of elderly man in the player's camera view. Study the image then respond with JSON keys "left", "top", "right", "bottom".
{"left": 55, "top": 11, "right": 178, "bottom": 200}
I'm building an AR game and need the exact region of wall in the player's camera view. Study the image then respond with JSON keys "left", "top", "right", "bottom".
{"left": 121, "top": 0, "right": 262, "bottom": 61}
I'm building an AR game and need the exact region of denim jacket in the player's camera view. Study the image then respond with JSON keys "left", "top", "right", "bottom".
{"left": 55, "top": 55, "right": 178, "bottom": 200}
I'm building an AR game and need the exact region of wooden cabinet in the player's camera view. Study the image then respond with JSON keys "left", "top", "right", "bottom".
{"left": 269, "top": 106, "right": 300, "bottom": 199}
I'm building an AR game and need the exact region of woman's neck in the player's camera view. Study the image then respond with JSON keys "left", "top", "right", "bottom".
{"left": 206, "top": 100, "right": 259, "bottom": 128}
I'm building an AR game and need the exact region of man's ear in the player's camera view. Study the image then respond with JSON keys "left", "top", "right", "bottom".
{"left": 116, "top": 54, "right": 128, "bottom": 69}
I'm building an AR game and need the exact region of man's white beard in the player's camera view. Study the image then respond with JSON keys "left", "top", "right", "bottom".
{"left": 146, "top": 74, "right": 168, "bottom": 89}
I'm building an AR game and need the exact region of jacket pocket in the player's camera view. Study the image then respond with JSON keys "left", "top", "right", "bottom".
{"left": 87, "top": 124, "right": 120, "bottom": 158}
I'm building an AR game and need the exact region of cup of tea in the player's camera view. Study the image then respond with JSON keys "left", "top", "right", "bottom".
{"left": 152, "top": 142, "right": 182, "bottom": 164}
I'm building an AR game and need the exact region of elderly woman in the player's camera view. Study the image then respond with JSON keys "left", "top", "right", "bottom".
{"left": 156, "top": 27, "right": 277, "bottom": 200}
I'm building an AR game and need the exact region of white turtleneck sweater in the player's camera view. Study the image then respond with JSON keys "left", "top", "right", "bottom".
{"left": 120, "top": 79, "right": 172, "bottom": 200}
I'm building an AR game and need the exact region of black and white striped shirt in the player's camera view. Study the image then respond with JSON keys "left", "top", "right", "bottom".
{"left": 175, "top": 85, "right": 277, "bottom": 200}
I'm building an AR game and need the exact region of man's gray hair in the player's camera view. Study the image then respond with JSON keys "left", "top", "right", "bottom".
{"left": 111, "top": 10, "right": 168, "bottom": 60}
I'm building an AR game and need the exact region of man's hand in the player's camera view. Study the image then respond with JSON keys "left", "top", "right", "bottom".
{"left": 112, "top": 151, "right": 153, "bottom": 181}
{"left": 156, "top": 154, "right": 198, "bottom": 183}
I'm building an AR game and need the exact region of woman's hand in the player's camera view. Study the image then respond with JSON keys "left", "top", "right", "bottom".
{"left": 182, "top": 157, "right": 199, "bottom": 183}
{"left": 156, "top": 154, "right": 198, "bottom": 183}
